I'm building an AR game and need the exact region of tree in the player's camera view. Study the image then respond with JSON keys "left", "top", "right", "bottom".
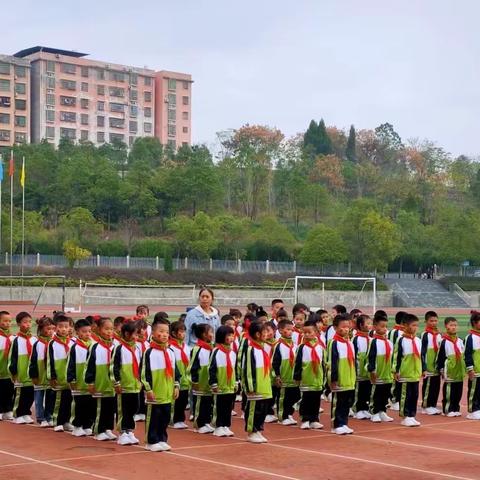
{"left": 345, "top": 125, "right": 356, "bottom": 163}
{"left": 63, "top": 240, "right": 92, "bottom": 268}
{"left": 299, "top": 225, "right": 347, "bottom": 264}
{"left": 58, "top": 207, "right": 103, "bottom": 249}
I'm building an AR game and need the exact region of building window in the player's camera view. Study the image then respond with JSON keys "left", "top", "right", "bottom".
{"left": 0, "top": 79, "right": 10, "bottom": 91}
{"left": 97, "top": 85, "right": 105, "bottom": 95}
{"left": 15, "top": 99, "right": 26, "bottom": 110}
{"left": 182, "top": 96, "right": 189, "bottom": 105}
{"left": 46, "top": 76, "right": 55, "bottom": 89}
{"left": 144, "top": 76, "right": 151, "bottom": 86}
{"left": 60, "top": 96, "right": 76, "bottom": 106}
{"left": 183, "top": 126, "right": 188, "bottom": 133}
{"left": 109, "top": 133, "right": 124, "bottom": 143}
{"left": 168, "top": 109, "right": 176, "bottom": 120}
{"left": 129, "top": 121, "right": 137, "bottom": 133}
{"left": 14, "top": 116, "right": 26, "bottom": 127}
{"left": 60, "top": 79, "right": 76, "bottom": 91}
{"left": 0, "top": 62, "right": 10, "bottom": 74}
{"left": 80, "top": 130, "right": 89, "bottom": 141}
{"left": 97, "top": 131, "right": 105, "bottom": 143}
{"left": 144, "top": 107, "right": 152, "bottom": 118}
{"left": 97, "top": 116, "right": 105, "bottom": 127}
{"left": 129, "top": 136, "right": 135, "bottom": 146}
{"left": 144, "top": 91, "right": 152, "bottom": 102}
{"left": 0, "top": 130, "right": 10, "bottom": 141}
{"left": 168, "top": 79, "right": 176, "bottom": 90}
{"left": 60, "top": 111, "right": 76, "bottom": 122}
{"left": 182, "top": 111, "right": 189, "bottom": 120}
{"left": 61, "top": 63, "right": 76, "bottom": 74}
{"left": 168, "top": 124, "right": 176, "bottom": 136}
{"left": 0, "top": 113, "right": 10, "bottom": 124}
{"left": 130, "top": 105, "right": 138, "bottom": 116}
{"left": 46, "top": 110, "right": 55, "bottom": 122}
{"left": 45, "top": 61, "right": 55, "bottom": 73}
{"left": 167, "top": 139, "right": 176, "bottom": 150}
{"left": 109, "top": 87, "right": 125, "bottom": 97}
{"left": 183, "top": 81, "right": 189, "bottom": 89}
{"left": 15, "top": 65, "right": 26, "bottom": 77}
{"left": 60, "top": 127, "right": 76, "bottom": 139}
{"left": 80, "top": 98, "right": 89, "bottom": 109}
{"left": 97, "top": 101, "right": 105, "bottom": 111}
{"left": 46, "top": 93, "right": 55, "bottom": 105}
{"left": 144, "top": 122, "right": 152, "bottom": 133}
{"left": 0, "top": 96, "right": 11, "bottom": 107}
{"left": 167, "top": 93, "right": 176, "bottom": 105}
{"left": 109, "top": 117, "right": 124, "bottom": 129}
{"left": 45, "top": 126, "right": 55, "bottom": 138}
{"left": 109, "top": 71, "right": 125, "bottom": 82}
{"left": 129, "top": 73, "right": 137, "bottom": 85}
{"left": 81, "top": 82, "right": 88, "bottom": 92}
{"left": 110, "top": 102, "right": 125, "bottom": 113}
{"left": 80, "top": 113, "right": 89, "bottom": 125}
{"left": 15, "top": 83, "right": 26, "bottom": 95}
{"left": 81, "top": 66, "right": 89, "bottom": 78}
{"left": 96, "top": 68, "right": 105, "bottom": 80}
{"left": 130, "top": 89, "right": 138, "bottom": 101}
{"left": 15, "top": 132, "right": 27, "bottom": 144}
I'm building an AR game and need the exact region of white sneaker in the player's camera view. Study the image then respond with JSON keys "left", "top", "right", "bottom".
{"left": 310, "top": 422, "right": 323, "bottom": 429}
{"left": 412, "top": 418, "right": 421, "bottom": 426}
{"left": 14, "top": 416, "right": 26, "bottom": 424}
{"left": 196, "top": 425, "right": 213, "bottom": 434}
{"left": 173, "top": 422, "right": 188, "bottom": 429}
{"left": 63, "top": 422, "right": 74, "bottom": 432}
{"left": 424, "top": 407, "right": 440, "bottom": 415}
{"left": 344, "top": 425, "right": 354, "bottom": 434}
{"left": 247, "top": 432, "right": 264, "bottom": 443}
{"left": 145, "top": 442, "right": 165, "bottom": 452}
{"left": 371, "top": 413, "right": 382, "bottom": 423}
{"left": 264, "top": 414, "right": 278, "bottom": 423}
{"left": 128, "top": 432, "right": 140, "bottom": 444}
{"left": 53, "top": 425, "right": 64, "bottom": 432}
{"left": 300, "top": 421, "right": 311, "bottom": 430}
{"left": 23, "top": 415, "right": 34, "bottom": 424}
{"left": 446, "top": 412, "right": 457, "bottom": 417}
{"left": 257, "top": 432, "right": 268, "bottom": 443}
{"left": 40, "top": 420, "right": 50, "bottom": 428}
{"left": 134, "top": 414, "right": 145, "bottom": 422}
{"left": 466, "top": 410, "right": 480, "bottom": 420}
{"left": 95, "top": 432, "right": 110, "bottom": 441}
{"left": 84, "top": 428, "right": 93, "bottom": 436}
{"left": 72, "top": 427, "right": 86, "bottom": 437}
{"left": 390, "top": 402, "right": 400, "bottom": 411}
{"left": 354, "top": 410, "right": 371, "bottom": 420}
{"left": 48, "top": 420, "right": 54, "bottom": 427}
{"left": 105, "top": 430, "right": 117, "bottom": 440}
{"left": 401, "top": 417, "right": 419, "bottom": 427}
{"left": 224, "top": 427, "right": 235, "bottom": 436}
{"left": 379, "top": 412, "right": 394, "bottom": 422}
{"left": 3, "top": 412, "right": 14, "bottom": 421}
{"left": 281, "top": 417, "right": 297, "bottom": 426}
{"left": 235, "top": 394, "right": 242, "bottom": 402}
{"left": 117, "top": 432, "right": 132, "bottom": 445}
{"left": 454, "top": 411, "right": 462, "bottom": 417}
{"left": 332, "top": 426, "right": 349, "bottom": 435}
{"left": 231, "top": 410, "right": 237, "bottom": 416}
{"left": 159, "top": 442, "right": 171, "bottom": 451}
{"left": 213, "top": 427, "right": 228, "bottom": 437}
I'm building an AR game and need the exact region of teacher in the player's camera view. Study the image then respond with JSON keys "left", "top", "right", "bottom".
{"left": 184, "top": 287, "right": 221, "bottom": 346}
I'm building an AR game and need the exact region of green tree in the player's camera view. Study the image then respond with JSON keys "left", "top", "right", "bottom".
{"left": 345, "top": 125, "right": 356, "bottom": 163}
{"left": 299, "top": 225, "right": 347, "bottom": 264}
{"left": 58, "top": 207, "right": 103, "bottom": 249}
{"left": 63, "top": 240, "right": 92, "bottom": 268}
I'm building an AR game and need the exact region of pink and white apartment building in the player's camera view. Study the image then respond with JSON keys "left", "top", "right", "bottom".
{"left": 8, "top": 46, "right": 192, "bottom": 149}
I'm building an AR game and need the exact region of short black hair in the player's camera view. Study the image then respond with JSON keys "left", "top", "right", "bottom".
{"left": 16, "top": 311, "right": 32, "bottom": 324}
{"left": 170, "top": 320, "right": 186, "bottom": 335}
{"left": 333, "top": 304, "right": 347, "bottom": 314}
{"left": 333, "top": 313, "right": 350, "bottom": 327}
{"left": 395, "top": 311, "right": 408, "bottom": 325}
{"left": 248, "top": 320, "right": 267, "bottom": 339}
{"left": 75, "top": 318, "right": 91, "bottom": 330}
{"left": 292, "top": 303, "right": 308, "bottom": 315}
{"left": 444, "top": 316, "right": 457, "bottom": 326}
{"left": 425, "top": 311, "right": 438, "bottom": 321}
{"left": 192, "top": 323, "right": 213, "bottom": 340}
{"left": 121, "top": 321, "right": 139, "bottom": 336}
{"left": 221, "top": 314, "right": 235, "bottom": 325}
{"left": 271, "top": 299, "right": 284, "bottom": 307}
{"left": 356, "top": 314, "right": 371, "bottom": 330}
{"left": 277, "top": 319, "right": 293, "bottom": 330}
{"left": 470, "top": 311, "right": 480, "bottom": 327}
{"left": 54, "top": 314, "right": 71, "bottom": 325}
{"left": 404, "top": 313, "right": 419, "bottom": 325}
{"left": 114, "top": 316, "right": 126, "bottom": 327}
{"left": 215, "top": 325, "right": 234, "bottom": 344}
{"left": 153, "top": 311, "right": 169, "bottom": 324}
{"left": 303, "top": 319, "right": 317, "bottom": 329}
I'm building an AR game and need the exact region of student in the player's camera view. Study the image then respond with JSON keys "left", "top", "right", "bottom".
{"left": 85, "top": 317, "right": 116, "bottom": 441}
{"left": 113, "top": 317, "right": 126, "bottom": 346}
{"left": 0, "top": 311, "right": 14, "bottom": 421}
{"left": 263, "top": 322, "right": 278, "bottom": 423}
{"left": 136, "top": 305, "right": 150, "bottom": 321}
{"left": 389, "top": 310, "right": 407, "bottom": 411}
{"left": 112, "top": 321, "right": 142, "bottom": 445}
{"left": 272, "top": 319, "right": 299, "bottom": 426}
{"left": 327, "top": 314, "right": 356, "bottom": 435}
{"left": 421, "top": 311, "right": 442, "bottom": 415}
{"left": 270, "top": 299, "right": 285, "bottom": 328}
{"left": 465, "top": 311, "right": 480, "bottom": 420}
{"left": 188, "top": 323, "right": 214, "bottom": 433}
{"left": 9, "top": 312, "right": 36, "bottom": 424}
{"left": 437, "top": 317, "right": 465, "bottom": 417}
{"left": 243, "top": 321, "right": 272, "bottom": 443}
{"left": 134, "top": 319, "right": 149, "bottom": 422}
{"left": 67, "top": 319, "right": 96, "bottom": 437}
{"left": 237, "top": 312, "right": 256, "bottom": 410}
{"left": 367, "top": 316, "right": 394, "bottom": 423}
{"left": 293, "top": 319, "right": 324, "bottom": 430}
{"left": 169, "top": 321, "right": 190, "bottom": 429}
{"left": 29, "top": 317, "right": 56, "bottom": 427}
{"left": 141, "top": 321, "right": 180, "bottom": 452}
{"left": 325, "top": 305, "right": 346, "bottom": 344}
{"left": 209, "top": 325, "right": 237, "bottom": 437}
{"left": 255, "top": 307, "right": 269, "bottom": 324}
{"left": 393, "top": 314, "right": 425, "bottom": 427}
{"left": 292, "top": 311, "right": 306, "bottom": 348}
{"left": 352, "top": 314, "right": 373, "bottom": 419}
{"left": 246, "top": 303, "right": 259, "bottom": 316}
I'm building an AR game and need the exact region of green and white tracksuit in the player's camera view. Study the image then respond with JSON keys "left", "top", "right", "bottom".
{"left": 29, "top": 337, "right": 50, "bottom": 390}
{"left": 0, "top": 328, "right": 14, "bottom": 414}
{"left": 421, "top": 328, "right": 442, "bottom": 409}
{"left": 352, "top": 333, "right": 371, "bottom": 413}
{"left": 367, "top": 335, "right": 393, "bottom": 414}
{"left": 169, "top": 339, "right": 191, "bottom": 424}
{"left": 465, "top": 330, "right": 480, "bottom": 414}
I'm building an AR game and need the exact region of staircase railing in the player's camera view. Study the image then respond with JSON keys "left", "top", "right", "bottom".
{"left": 449, "top": 283, "right": 472, "bottom": 307}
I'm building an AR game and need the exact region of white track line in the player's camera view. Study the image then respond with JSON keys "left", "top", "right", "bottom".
{"left": 426, "top": 426, "right": 480, "bottom": 437}
{"left": 0, "top": 448, "right": 117, "bottom": 480}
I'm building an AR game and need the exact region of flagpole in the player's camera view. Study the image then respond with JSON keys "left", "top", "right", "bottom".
{"left": 9, "top": 150, "right": 13, "bottom": 299}
{"left": 21, "top": 156, "right": 25, "bottom": 300}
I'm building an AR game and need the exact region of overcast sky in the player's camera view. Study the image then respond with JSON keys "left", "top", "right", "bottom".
{"left": 7, "top": 0, "right": 479, "bottom": 156}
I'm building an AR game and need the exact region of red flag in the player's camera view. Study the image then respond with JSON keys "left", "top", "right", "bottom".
{"left": 8, "top": 151, "right": 14, "bottom": 177}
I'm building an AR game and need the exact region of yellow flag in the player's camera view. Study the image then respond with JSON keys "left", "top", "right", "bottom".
{"left": 20, "top": 157, "right": 25, "bottom": 188}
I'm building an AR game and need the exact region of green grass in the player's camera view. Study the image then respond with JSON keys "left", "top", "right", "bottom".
{"left": 437, "top": 314, "right": 471, "bottom": 339}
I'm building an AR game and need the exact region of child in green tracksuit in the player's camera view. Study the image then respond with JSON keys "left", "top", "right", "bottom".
{"left": 436, "top": 317, "right": 466, "bottom": 417}
{"left": 327, "top": 314, "right": 356, "bottom": 435}
{"left": 29, "top": 317, "right": 55, "bottom": 427}
{"left": 47, "top": 314, "right": 75, "bottom": 432}
{"left": 243, "top": 321, "right": 272, "bottom": 443}
{"left": 393, "top": 314, "right": 425, "bottom": 427}
{"left": 0, "top": 311, "right": 14, "bottom": 420}
{"left": 209, "top": 325, "right": 237, "bottom": 437}
{"left": 141, "top": 322, "right": 180, "bottom": 452}
{"left": 8, "top": 312, "right": 36, "bottom": 423}
{"left": 188, "top": 323, "right": 214, "bottom": 433}
{"left": 293, "top": 320, "right": 324, "bottom": 430}
{"left": 272, "top": 319, "right": 300, "bottom": 426}
{"left": 465, "top": 311, "right": 480, "bottom": 420}
{"left": 85, "top": 317, "right": 116, "bottom": 441}
{"left": 367, "top": 316, "right": 394, "bottom": 423}
{"left": 112, "top": 321, "right": 142, "bottom": 445}
{"left": 67, "top": 318, "right": 95, "bottom": 437}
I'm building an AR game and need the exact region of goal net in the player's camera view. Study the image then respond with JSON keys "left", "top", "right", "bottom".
{"left": 290, "top": 276, "right": 377, "bottom": 314}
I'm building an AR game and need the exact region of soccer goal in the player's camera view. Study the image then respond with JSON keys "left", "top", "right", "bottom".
{"left": 290, "top": 276, "right": 377, "bottom": 314}
{"left": 80, "top": 282, "right": 197, "bottom": 309}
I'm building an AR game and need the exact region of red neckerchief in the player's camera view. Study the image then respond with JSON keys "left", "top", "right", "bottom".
{"left": 303, "top": 339, "right": 321, "bottom": 374}
{"left": 322, "top": 325, "right": 328, "bottom": 333}
{"left": 442, "top": 334, "right": 462, "bottom": 361}
{"left": 470, "top": 329, "right": 480, "bottom": 338}
{"left": 119, "top": 339, "right": 140, "bottom": 379}
{"left": 150, "top": 341, "right": 173, "bottom": 378}
{"left": 196, "top": 340, "right": 213, "bottom": 351}
{"left": 425, "top": 327, "right": 440, "bottom": 353}
{"left": 75, "top": 339, "right": 90, "bottom": 350}
{"left": 0, "top": 329, "right": 11, "bottom": 358}
{"left": 37, "top": 336, "right": 50, "bottom": 366}
{"left": 373, "top": 334, "right": 391, "bottom": 362}
{"left": 403, "top": 334, "right": 420, "bottom": 358}
{"left": 96, "top": 336, "right": 113, "bottom": 364}
{"left": 293, "top": 327, "right": 304, "bottom": 344}
{"left": 216, "top": 344, "right": 234, "bottom": 380}
{"left": 137, "top": 340, "right": 147, "bottom": 354}
{"left": 17, "top": 331, "right": 33, "bottom": 357}
{"left": 265, "top": 339, "right": 276, "bottom": 358}
{"left": 333, "top": 334, "right": 355, "bottom": 366}
{"left": 114, "top": 332, "right": 122, "bottom": 342}
{"left": 316, "top": 334, "right": 326, "bottom": 349}
{"left": 91, "top": 332, "right": 100, "bottom": 343}
{"left": 250, "top": 340, "right": 271, "bottom": 377}
{"left": 279, "top": 337, "right": 295, "bottom": 367}
{"left": 393, "top": 325, "right": 404, "bottom": 331}
{"left": 169, "top": 339, "right": 189, "bottom": 366}
{"left": 53, "top": 335, "right": 70, "bottom": 355}
{"left": 355, "top": 331, "right": 371, "bottom": 346}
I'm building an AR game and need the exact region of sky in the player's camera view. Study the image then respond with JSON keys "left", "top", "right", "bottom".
{"left": 6, "top": 0, "right": 480, "bottom": 157}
